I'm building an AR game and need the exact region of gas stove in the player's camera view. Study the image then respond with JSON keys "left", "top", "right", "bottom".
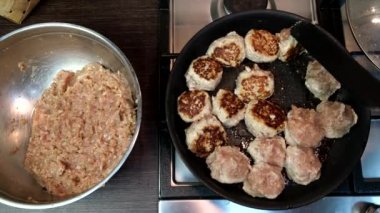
{"left": 158, "top": 0, "right": 380, "bottom": 212}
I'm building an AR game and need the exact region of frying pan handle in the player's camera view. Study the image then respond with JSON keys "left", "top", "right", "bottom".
{"left": 291, "top": 21, "right": 380, "bottom": 107}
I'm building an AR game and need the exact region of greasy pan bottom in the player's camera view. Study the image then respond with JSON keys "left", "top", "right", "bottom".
{"left": 166, "top": 10, "right": 370, "bottom": 210}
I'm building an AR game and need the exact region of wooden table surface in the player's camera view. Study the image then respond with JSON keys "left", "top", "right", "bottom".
{"left": 0, "top": 0, "right": 159, "bottom": 212}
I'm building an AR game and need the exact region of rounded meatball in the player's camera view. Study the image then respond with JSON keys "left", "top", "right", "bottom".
{"left": 245, "top": 29, "right": 279, "bottom": 63}
{"left": 245, "top": 99, "right": 286, "bottom": 137}
{"left": 185, "top": 56, "right": 223, "bottom": 91}
{"left": 206, "top": 146, "right": 251, "bottom": 184}
{"left": 185, "top": 115, "right": 227, "bottom": 158}
{"left": 284, "top": 105, "right": 325, "bottom": 148}
{"left": 234, "top": 64, "right": 274, "bottom": 103}
{"left": 212, "top": 89, "right": 246, "bottom": 127}
{"left": 206, "top": 31, "right": 245, "bottom": 67}
{"left": 177, "top": 90, "right": 212, "bottom": 122}
{"left": 247, "top": 136, "right": 286, "bottom": 168}
{"left": 317, "top": 101, "right": 358, "bottom": 138}
{"left": 243, "top": 163, "right": 285, "bottom": 199}
{"left": 285, "top": 146, "right": 321, "bottom": 185}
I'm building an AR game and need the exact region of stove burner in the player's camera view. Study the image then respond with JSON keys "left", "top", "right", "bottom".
{"left": 211, "top": 0, "right": 273, "bottom": 21}
{"left": 224, "top": 0, "right": 268, "bottom": 13}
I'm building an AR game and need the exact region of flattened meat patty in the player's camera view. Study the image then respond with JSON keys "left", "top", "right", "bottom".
{"left": 178, "top": 90, "right": 212, "bottom": 122}
{"left": 212, "top": 89, "right": 246, "bottom": 127}
{"left": 185, "top": 56, "right": 223, "bottom": 91}
{"left": 185, "top": 115, "right": 227, "bottom": 158}
{"left": 206, "top": 31, "right": 245, "bottom": 67}
{"left": 25, "top": 63, "right": 136, "bottom": 197}
{"left": 245, "top": 99, "right": 286, "bottom": 137}
{"left": 206, "top": 146, "right": 250, "bottom": 184}
{"left": 245, "top": 29, "right": 279, "bottom": 63}
{"left": 234, "top": 64, "right": 275, "bottom": 103}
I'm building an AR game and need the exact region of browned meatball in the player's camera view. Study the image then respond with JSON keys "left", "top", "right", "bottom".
{"left": 212, "top": 89, "right": 246, "bottom": 127}
{"left": 185, "top": 116, "right": 227, "bottom": 158}
{"left": 177, "top": 90, "right": 212, "bottom": 122}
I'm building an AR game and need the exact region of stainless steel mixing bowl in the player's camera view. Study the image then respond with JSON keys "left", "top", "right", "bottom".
{"left": 0, "top": 23, "right": 142, "bottom": 209}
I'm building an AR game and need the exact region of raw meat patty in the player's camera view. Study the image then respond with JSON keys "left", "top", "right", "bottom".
{"left": 243, "top": 163, "right": 285, "bottom": 199}
{"left": 317, "top": 101, "right": 358, "bottom": 138}
{"left": 206, "top": 146, "right": 250, "bottom": 184}
{"left": 247, "top": 136, "right": 286, "bottom": 168}
{"left": 285, "top": 106, "right": 325, "bottom": 148}
{"left": 285, "top": 146, "right": 321, "bottom": 185}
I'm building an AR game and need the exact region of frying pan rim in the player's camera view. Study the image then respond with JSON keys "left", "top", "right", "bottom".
{"left": 165, "top": 9, "right": 370, "bottom": 210}
{"left": 345, "top": 0, "right": 380, "bottom": 71}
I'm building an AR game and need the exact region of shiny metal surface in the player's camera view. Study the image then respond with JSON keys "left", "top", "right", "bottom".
{"left": 170, "top": 0, "right": 317, "bottom": 53}
{"left": 361, "top": 120, "right": 380, "bottom": 178}
{"left": 347, "top": 0, "right": 380, "bottom": 72}
{"left": 159, "top": 197, "right": 380, "bottom": 213}
{"left": 341, "top": 2, "right": 380, "bottom": 180}
{"left": 174, "top": 150, "right": 198, "bottom": 184}
{"left": 170, "top": 0, "right": 212, "bottom": 54}
{"left": 341, "top": 1, "right": 380, "bottom": 79}
{"left": 341, "top": 3, "right": 362, "bottom": 53}
{"left": 210, "top": 0, "right": 318, "bottom": 22}
{"left": 210, "top": 0, "right": 270, "bottom": 21}
{"left": 0, "top": 23, "right": 142, "bottom": 209}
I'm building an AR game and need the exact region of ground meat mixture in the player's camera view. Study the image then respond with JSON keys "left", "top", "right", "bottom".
{"left": 24, "top": 63, "right": 136, "bottom": 197}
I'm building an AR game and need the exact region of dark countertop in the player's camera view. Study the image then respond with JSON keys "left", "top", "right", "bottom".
{"left": 0, "top": 0, "right": 159, "bottom": 212}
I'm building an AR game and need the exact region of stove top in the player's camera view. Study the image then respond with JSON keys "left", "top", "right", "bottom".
{"left": 169, "top": 0, "right": 318, "bottom": 53}
{"left": 158, "top": 0, "right": 380, "bottom": 212}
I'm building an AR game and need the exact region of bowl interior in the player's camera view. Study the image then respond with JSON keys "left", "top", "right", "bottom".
{"left": 0, "top": 23, "right": 141, "bottom": 208}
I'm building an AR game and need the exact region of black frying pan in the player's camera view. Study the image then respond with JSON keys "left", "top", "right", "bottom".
{"left": 166, "top": 10, "right": 371, "bottom": 210}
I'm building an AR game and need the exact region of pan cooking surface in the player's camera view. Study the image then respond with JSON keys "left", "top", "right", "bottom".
{"left": 214, "top": 57, "right": 335, "bottom": 164}
{"left": 166, "top": 10, "right": 370, "bottom": 209}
